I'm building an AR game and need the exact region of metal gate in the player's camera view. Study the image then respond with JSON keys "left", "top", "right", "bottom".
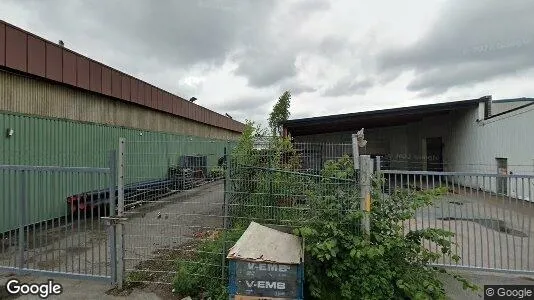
{"left": 116, "top": 137, "right": 233, "bottom": 287}
{"left": 0, "top": 160, "right": 117, "bottom": 282}
{"left": 379, "top": 168, "right": 534, "bottom": 274}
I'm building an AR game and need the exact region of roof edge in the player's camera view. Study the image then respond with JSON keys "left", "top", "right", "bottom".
{"left": 492, "top": 97, "right": 534, "bottom": 103}
{"left": 283, "top": 96, "right": 490, "bottom": 126}
{"left": 486, "top": 101, "right": 534, "bottom": 120}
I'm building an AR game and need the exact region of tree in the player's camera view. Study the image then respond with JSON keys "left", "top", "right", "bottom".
{"left": 268, "top": 91, "right": 291, "bottom": 136}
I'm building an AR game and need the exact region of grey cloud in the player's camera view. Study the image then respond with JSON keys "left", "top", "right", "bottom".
{"left": 407, "top": 59, "right": 528, "bottom": 97}
{"left": 290, "top": 84, "right": 317, "bottom": 95}
{"left": 290, "top": 0, "right": 331, "bottom": 17}
{"left": 322, "top": 78, "right": 374, "bottom": 97}
{"left": 376, "top": 0, "right": 534, "bottom": 93}
{"left": 275, "top": 80, "right": 317, "bottom": 96}
{"left": 234, "top": 50, "right": 298, "bottom": 87}
{"left": 230, "top": 109, "right": 272, "bottom": 128}
{"left": 211, "top": 96, "right": 271, "bottom": 112}
{"left": 317, "top": 36, "right": 349, "bottom": 56}
{"left": 6, "top": 0, "right": 338, "bottom": 93}
{"left": 17, "top": 0, "right": 276, "bottom": 71}
{"left": 232, "top": 0, "right": 333, "bottom": 88}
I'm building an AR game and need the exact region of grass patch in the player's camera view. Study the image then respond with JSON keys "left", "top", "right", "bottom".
{"left": 172, "top": 228, "right": 245, "bottom": 300}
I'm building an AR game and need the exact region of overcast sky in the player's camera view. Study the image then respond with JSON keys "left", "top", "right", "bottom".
{"left": 2, "top": 0, "right": 533, "bottom": 126}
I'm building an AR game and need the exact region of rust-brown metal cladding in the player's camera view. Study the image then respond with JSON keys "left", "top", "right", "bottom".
{"left": 77, "top": 56, "right": 90, "bottom": 89}
{"left": 0, "top": 20, "right": 244, "bottom": 133}
{"left": 5, "top": 25, "right": 27, "bottom": 72}
{"left": 28, "top": 35, "right": 46, "bottom": 76}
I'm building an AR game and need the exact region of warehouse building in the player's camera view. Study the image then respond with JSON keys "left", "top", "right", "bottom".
{"left": 283, "top": 96, "right": 534, "bottom": 199}
{"left": 0, "top": 21, "right": 244, "bottom": 232}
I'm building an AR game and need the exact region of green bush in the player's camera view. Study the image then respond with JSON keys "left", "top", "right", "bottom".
{"left": 293, "top": 156, "right": 477, "bottom": 299}
{"left": 209, "top": 166, "right": 224, "bottom": 178}
{"left": 225, "top": 126, "right": 477, "bottom": 299}
{"left": 229, "top": 121, "right": 307, "bottom": 227}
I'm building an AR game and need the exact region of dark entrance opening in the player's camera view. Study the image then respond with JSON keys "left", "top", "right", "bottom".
{"left": 426, "top": 137, "right": 443, "bottom": 171}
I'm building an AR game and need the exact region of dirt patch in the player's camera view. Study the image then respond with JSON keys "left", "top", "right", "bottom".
{"left": 106, "top": 236, "right": 205, "bottom": 299}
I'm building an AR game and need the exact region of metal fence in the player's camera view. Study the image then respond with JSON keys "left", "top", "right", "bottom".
{"left": 116, "top": 140, "right": 362, "bottom": 289}
{"left": 0, "top": 163, "right": 116, "bottom": 281}
{"left": 57, "top": 136, "right": 532, "bottom": 293}
{"left": 226, "top": 142, "right": 360, "bottom": 230}
{"left": 379, "top": 169, "right": 534, "bottom": 274}
{"left": 119, "top": 138, "right": 234, "bottom": 286}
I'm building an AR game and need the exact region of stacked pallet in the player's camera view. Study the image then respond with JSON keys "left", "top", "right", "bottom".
{"left": 180, "top": 168, "right": 194, "bottom": 190}
{"left": 167, "top": 167, "right": 194, "bottom": 190}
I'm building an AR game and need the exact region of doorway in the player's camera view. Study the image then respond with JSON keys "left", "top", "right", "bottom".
{"left": 496, "top": 158, "right": 508, "bottom": 195}
{"left": 426, "top": 137, "right": 443, "bottom": 171}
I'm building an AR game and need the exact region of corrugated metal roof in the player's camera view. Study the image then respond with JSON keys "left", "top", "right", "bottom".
{"left": 227, "top": 222, "right": 303, "bottom": 264}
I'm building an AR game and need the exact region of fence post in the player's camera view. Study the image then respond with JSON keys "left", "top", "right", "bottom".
{"left": 376, "top": 156, "right": 381, "bottom": 173}
{"left": 108, "top": 150, "right": 118, "bottom": 285}
{"left": 359, "top": 155, "right": 372, "bottom": 235}
{"left": 223, "top": 147, "right": 229, "bottom": 230}
{"left": 116, "top": 138, "right": 125, "bottom": 289}
{"left": 224, "top": 146, "right": 232, "bottom": 229}
{"left": 118, "top": 138, "right": 125, "bottom": 217}
{"left": 18, "top": 170, "right": 27, "bottom": 269}
{"left": 376, "top": 156, "right": 384, "bottom": 193}
{"left": 351, "top": 134, "right": 360, "bottom": 170}
{"left": 221, "top": 147, "right": 230, "bottom": 281}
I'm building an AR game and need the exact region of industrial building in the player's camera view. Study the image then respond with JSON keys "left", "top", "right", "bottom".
{"left": 283, "top": 96, "right": 534, "bottom": 199}
{"left": 0, "top": 21, "right": 244, "bottom": 232}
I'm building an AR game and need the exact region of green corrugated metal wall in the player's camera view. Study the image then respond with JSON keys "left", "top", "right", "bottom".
{"left": 1, "top": 111, "right": 237, "bottom": 233}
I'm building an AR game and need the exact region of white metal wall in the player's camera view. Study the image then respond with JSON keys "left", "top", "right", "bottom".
{"left": 445, "top": 105, "right": 534, "bottom": 200}
{"left": 491, "top": 100, "right": 534, "bottom": 116}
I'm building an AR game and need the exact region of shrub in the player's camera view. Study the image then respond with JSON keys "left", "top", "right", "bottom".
{"left": 228, "top": 121, "right": 306, "bottom": 227}
{"left": 294, "top": 156, "right": 477, "bottom": 299}
{"left": 209, "top": 166, "right": 224, "bottom": 179}
{"left": 225, "top": 127, "right": 477, "bottom": 299}
{"left": 172, "top": 228, "right": 245, "bottom": 299}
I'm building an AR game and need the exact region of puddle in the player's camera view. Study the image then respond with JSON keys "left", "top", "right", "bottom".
{"left": 438, "top": 217, "right": 528, "bottom": 238}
